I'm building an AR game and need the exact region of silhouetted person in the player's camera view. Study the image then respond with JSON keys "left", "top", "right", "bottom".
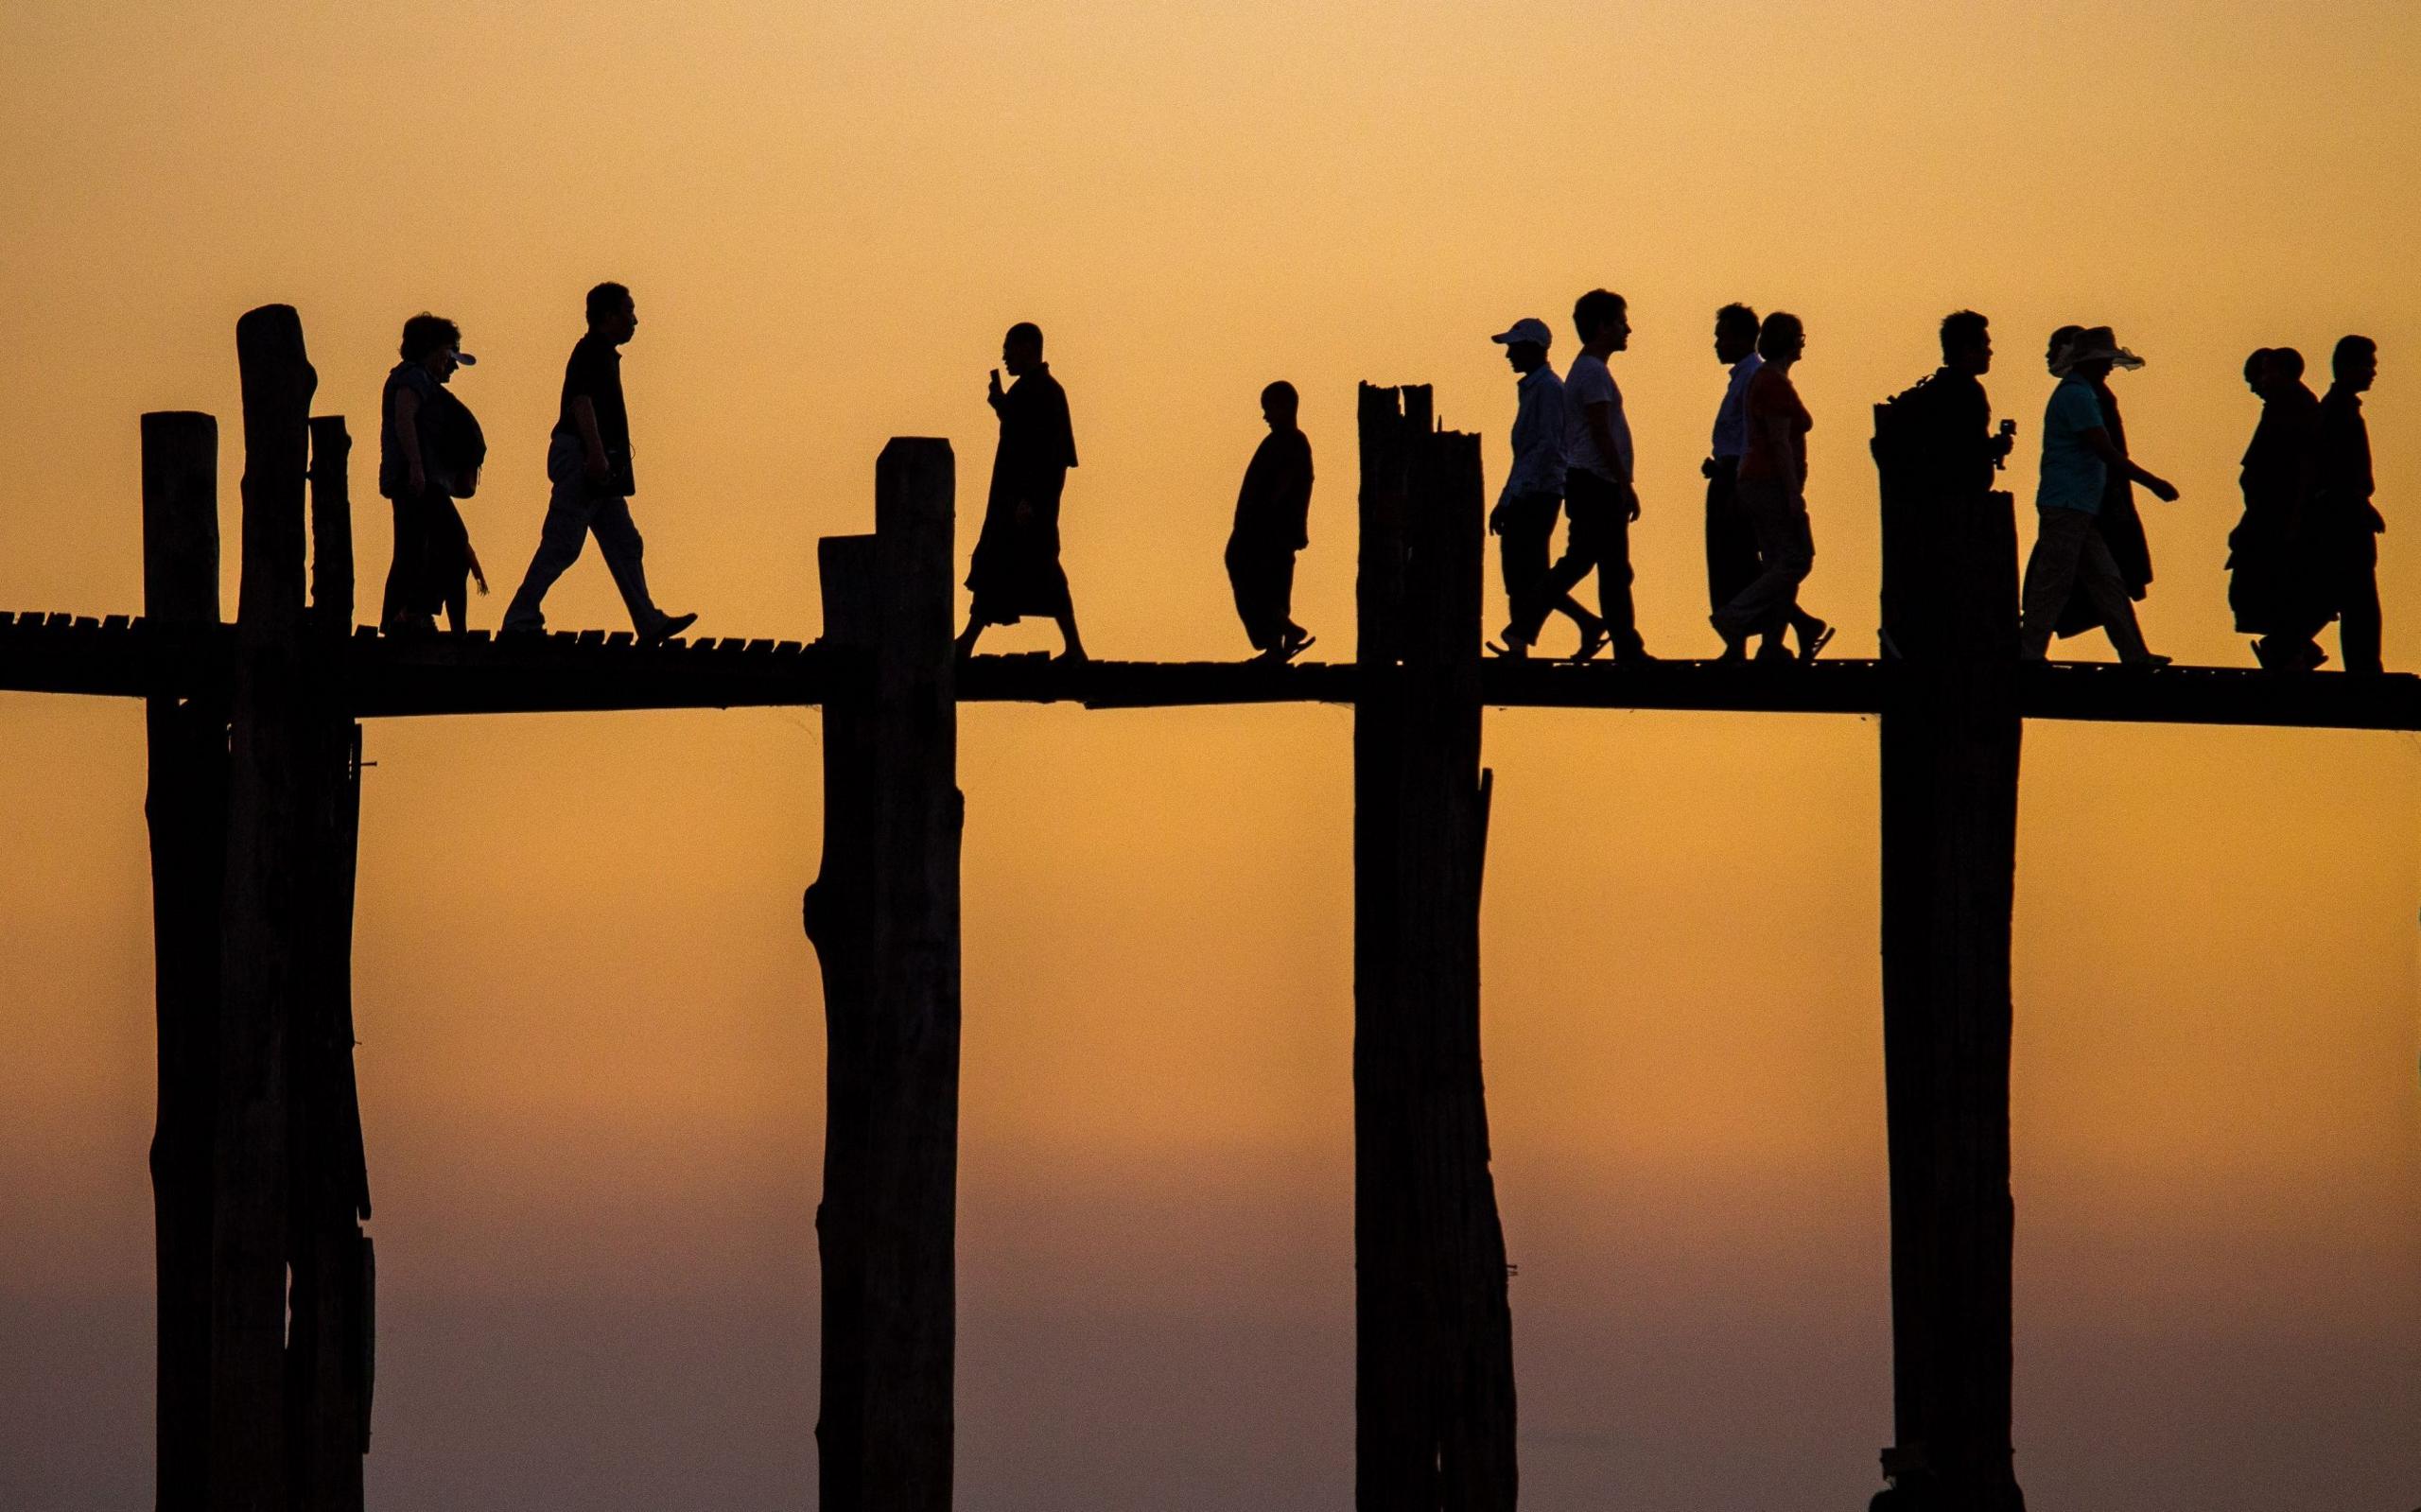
{"left": 1487, "top": 317, "right": 1600, "bottom": 658}
{"left": 379, "top": 313, "right": 475, "bottom": 634}
{"left": 2051, "top": 326, "right": 2157, "bottom": 646}
{"left": 1870, "top": 309, "right": 2016, "bottom": 658}
{"left": 1541, "top": 288, "right": 1649, "bottom": 663}
{"left": 2018, "top": 326, "right": 2176, "bottom": 666}
{"left": 960, "top": 322, "right": 1086, "bottom": 661}
{"left": 2228, "top": 345, "right": 2325, "bottom": 669}
{"left": 1226, "top": 380, "right": 1315, "bottom": 662}
{"left": 1713, "top": 312, "right": 1825, "bottom": 661}
{"left": 1706, "top": 302, "right": 1827, "bottom": 658}
{"left": 2314, "top": 336, "right": 2383, "bottom": 672}
{"left": 502, "top": 282, "right": 696, "bottom": 642}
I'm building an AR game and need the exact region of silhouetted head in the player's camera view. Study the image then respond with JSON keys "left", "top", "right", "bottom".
{"left": 1002, "top": 322, "right": 1045, "bottom": 377}
{"left": 2334, "top": 334, "right": 2377, "bottom": 393}
{"left": 2050, "top": 326, "right": 2141, "bottom": 382}
{"left": 1940, "top": 310, "right": 1992, "bottom": 375}
{"left": 1260, "top": 380, "right": 1299, "bottom": 431}
{"left": 2243, "top": 348, "right": 2273, "bottom": 396}
{"left": 399, "top": 312, "right": 469, "bottom": 381}
{"left": 586, "top": 282, "right": 636, "bottom": 345}
{"left": 2047, "top": 324, "right": 2083, "bottom": 375}
{"left": 1714, "top": 303, "right": 1760, "bottom": 365}
{"left": 1573, "top": 289, "right": 1629, "bottom": 353}
{"left": 2264, "top": 346, "right": 2307, "bottom": 393}
{"left": 1757, "top": 310, "right": 1805, "bottom": 366}
{"left": 1491, "top": 316, "right": 1554, "bottom": 375}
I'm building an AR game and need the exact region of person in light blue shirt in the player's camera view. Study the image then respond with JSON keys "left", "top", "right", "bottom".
{"left": 2017, "top": 325, "right": 2179, "bottom": 664}
{"left": 1487, "top": 317, "right": 1603, "bottom": 657}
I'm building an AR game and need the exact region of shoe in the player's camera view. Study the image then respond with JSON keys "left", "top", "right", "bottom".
{"left": 1754, "top": 640, "right": 1794, "bottom": 665}
{"left": 1280, "top": 633, "right": 1316, "bottom": 664}
{"left": 1054, "top": 644, "right": 1089, "bottom": 665}
{"left": 1613, "top": 645, "right": 1659, "bottom": 666}
{"left": 1714, "top": 638, "right": 1747, "bottom": 664}
{"left": 1488, "top": 636, "right": 1530, "bottom": 659}
{"left": 1569, "top": 626, "right": 1609, "bottom": 663}
{"left": 1798, "top": 617, "right": 1835, "bottom": 662}
{"left": 644, "top": 611, "right": 699, "bottom": 646}
{"left": 2121, "top": 652, "right": 2172, "bottom": 670}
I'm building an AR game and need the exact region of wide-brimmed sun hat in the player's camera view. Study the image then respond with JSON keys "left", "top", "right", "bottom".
{"left": 2051, "top": 325, "right": 2143, "bottom": 375}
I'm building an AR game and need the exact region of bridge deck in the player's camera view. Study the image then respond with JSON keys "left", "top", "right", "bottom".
{"left": 4, "top": 611, "right": 2418, "bottom": 730}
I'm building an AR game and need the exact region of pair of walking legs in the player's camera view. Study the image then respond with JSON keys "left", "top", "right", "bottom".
{"left": 1711, "top": 477, "right": 1816, "bottom": 653}
{"left": 501, "top": 467, "right": 683, "bottom": 637}
{"left": 2018, "top": 505, "right": 2153, "bottom": 662}
{"left": 1496, "top": 492, "right": 1600, "bottom": 652}
{"left": 1707, "top": 462, "right": 1824, "bottom": 655}
{"left": 1227, "top": 542, "right": 1307, "bottom": 658}
{"left": 1539, "top": 472, "right": 1645, "bottom": 659}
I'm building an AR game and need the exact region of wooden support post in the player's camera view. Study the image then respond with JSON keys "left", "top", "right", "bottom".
{"left": 1873, "top": 448, "right": 2025, "bottom": 1510}
{"left": 1353, "top": 385, "right": 1517, "bottom": 1510}
{"left": 804, "top": 438, "right": 961, "bottom": 1512}
{"left": 144, "top": 409, "right": 225, "bottom": 1512}
{"left": 210, "top": 304, "right": 316, "bottom": 1512}
{"left": 286, "top": 415, "right": 373, "bottom": 1508}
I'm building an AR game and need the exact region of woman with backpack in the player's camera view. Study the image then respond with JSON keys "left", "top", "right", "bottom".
{"left": 380, "top": 313, "right": 488, "bottom": 633}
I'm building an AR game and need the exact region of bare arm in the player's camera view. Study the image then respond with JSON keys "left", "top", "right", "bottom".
{"left": 394, "top": 387, "right": 426, "bottom": 492}
{"left": 2082, "top": 426, "right": 2178, "bottom": 501}
{"left": 572, "top": 395, "right": 610, "bottom": 482}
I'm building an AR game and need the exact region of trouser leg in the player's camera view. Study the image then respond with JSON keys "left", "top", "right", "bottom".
{"left": 2340, "top": 541, "right": 2383, "bottom": 672}
{"left": 1228, "top": 543, "right": 1283, "bottom": 651}
{"left": 589, "top": 494, "right": 666, "bottom": 634}
{"left": 1714, "top": 478, "right": 1812, "bottom": 641}
{"left": 1705, "top": 462, "right": 1761, "bottom": 616}
{"left": 502, "top": 484, "right": 596, "bottom": 631}
{"left": 381, "top": 494, "right": 431, "bottom": 628}
{"left": 1596, "top": 507, "right": 1642, "bottom": 653}
{"left": 2073, "top": 528, "right": 2150, "bottom": 661}
{"left": 1500, "top": 495, "right": 1556, "bottom": 643}
{"left": 2017, "top": 507, "right": 2091, "bottom": 657}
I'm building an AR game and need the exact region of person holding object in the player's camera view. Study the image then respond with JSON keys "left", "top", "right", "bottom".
{"left": 1226, "top": 380, "right": 1315, "bottom": 662}
{"left": 501, "top": 282, "right": 697, "bottom": 643}
{"left": 2017, "top": 326, "right": 2175, "bottom": 666}
{"left": 378, "top": 312, "right": 473, "bottom": 634}
{"left": 959, "top": 322, "right": 1087, "bottom": 662}
{"left": 1541, "top": 288, "right": 1649, "bottom": 663}
{"left": 1712, "top": 312, "right": 1826, "bottom": 661}
{"left": 1487, "top": 316, "right": 1600, "bottom": 658}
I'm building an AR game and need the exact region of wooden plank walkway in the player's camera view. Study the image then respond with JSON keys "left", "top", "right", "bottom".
{"left": 5, "top": 609, "right": 2419, "bottom": 729}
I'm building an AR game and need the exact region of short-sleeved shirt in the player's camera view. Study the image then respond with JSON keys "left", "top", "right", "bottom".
{"left": 1563, "top": 352, "right": 1632, "bottom": 483}
{"left": 553, "top": 333, "right": 633, "bottom": 493}
{"left": 1737, "top": 365, "right": 1812, "bottom": 484}
{"left": 1711, "top": 352, "right": 1763, "bottom": 461}
{"left": 378, "top": 362, "right": 442, "bottom": 500}
{"left": 1500, "top": 365, "right": 1569, "bottom": 503}
{"left": 2037, "top": 376, "right": 2107, "bottom": 514}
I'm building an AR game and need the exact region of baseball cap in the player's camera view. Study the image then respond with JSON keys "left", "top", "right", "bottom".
{"left": 1491, "top": 317, "right": 1553, "bottom": 350}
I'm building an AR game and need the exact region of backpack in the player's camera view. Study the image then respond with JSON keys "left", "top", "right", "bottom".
{"left": 423, "top": 386, "right": 488, "bottom": 498}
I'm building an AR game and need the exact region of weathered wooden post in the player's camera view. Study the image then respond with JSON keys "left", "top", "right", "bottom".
{"left": 143, "top": 409, "right": 226, "bottom": 1512}
{"left": 805, "top": 438, "right": 961, "bottom": 1512}
{"left": 1872, "top": 405, "right": 2025, "bottom": 1510}
{"left": 210, "top": 304, "right": 316, "bottom": 1511}
{"left": 285, "top": 414, "right": 373, "bottom": 1508}
{"left": 1353, "top": 386, "right": 1517, "bottom": 1510}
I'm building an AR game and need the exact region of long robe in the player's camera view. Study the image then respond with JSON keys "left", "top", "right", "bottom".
{"left": 2226, "top": 381, "right": 2321, "bottom": 636}
{"left": 967, "top": 365, "right": 1078, "bottom": 625}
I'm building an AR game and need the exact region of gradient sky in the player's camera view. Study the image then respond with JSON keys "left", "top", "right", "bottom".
{"left": 3, "top": 2, "right": 2418, "bottom": 1508}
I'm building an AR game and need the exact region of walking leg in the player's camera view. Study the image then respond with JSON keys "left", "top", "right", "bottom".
{"left": 588, "top": 494, "right": 668, "bottom": 634}
{"left": 2016, "top": 508, "right": 2089, "bottom": 659}
{"left": 501, "top": 486, "right": 597, "bottom": 632}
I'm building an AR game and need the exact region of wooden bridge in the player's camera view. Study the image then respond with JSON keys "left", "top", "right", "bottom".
{"left": 7, "top": 304, "right": 2413, "bottom": 1512}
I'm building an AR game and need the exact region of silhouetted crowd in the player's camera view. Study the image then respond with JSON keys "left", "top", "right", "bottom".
{"left": 374, "top": 288, "right": 2384, "bottom": 673}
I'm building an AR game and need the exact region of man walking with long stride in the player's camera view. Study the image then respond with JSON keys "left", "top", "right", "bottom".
{"left": 502, "top": 282, "right": 697, "bottom": 643}
{"left": 1541, "top": 288, "right": 1650, "bottom": 663}
{"left": 1487, "top": 316, "right": 1600, "bottom": 658}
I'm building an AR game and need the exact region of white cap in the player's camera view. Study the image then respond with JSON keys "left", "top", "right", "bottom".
{"left": 1491, "top": 318, "right": 1553, "bottom": 350}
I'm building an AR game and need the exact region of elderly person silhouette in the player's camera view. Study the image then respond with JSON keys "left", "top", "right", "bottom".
{"left": 2017, "top": 326, "right": 2177, "bottom": 666}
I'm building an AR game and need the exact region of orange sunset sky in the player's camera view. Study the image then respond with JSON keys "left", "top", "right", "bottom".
{"left": 3, "top": 1, "right": 2418, "bottom": 1507}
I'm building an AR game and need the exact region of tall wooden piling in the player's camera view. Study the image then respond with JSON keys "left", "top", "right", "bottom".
{"left": 1353, "top": 386, "right": 1517, "bottom": 1510}
{"left": 210, "top": 304, "right": 317, "bottom": 1511}
{"left": 1874, "top": 455, "right": 2025, "bottom": 1509}
{"left": 805, "top": 438, "right": 962, "bottom": 1512}
{"left": 143, "top": 409, "right": 226, "bottom": 1512}
{"left": 286, "top": 414, "right": 373, "bottom": 1507}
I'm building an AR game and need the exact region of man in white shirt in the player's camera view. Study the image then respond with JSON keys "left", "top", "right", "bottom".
{"left": 1541, "top": 287, "right": 1651, "bottom": 662}
{"left": 1488, "top": 317, "right": 1604, "bottom": 657}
